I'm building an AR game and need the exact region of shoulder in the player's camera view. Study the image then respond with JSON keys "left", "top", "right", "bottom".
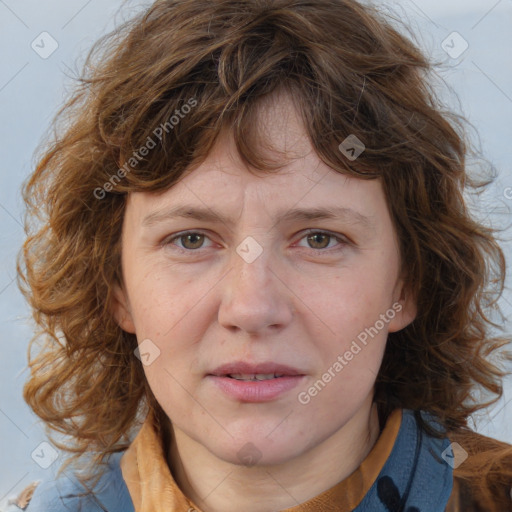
{"left": 446, "top": 428, "right": 512, "bottom": 512}
{"left": 24, "top": 452, "right": 134, "bottom": 512}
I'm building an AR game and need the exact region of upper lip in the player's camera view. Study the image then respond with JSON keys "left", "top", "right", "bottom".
{"left": 209, "top": 361, "right": 304, "bottom": 376}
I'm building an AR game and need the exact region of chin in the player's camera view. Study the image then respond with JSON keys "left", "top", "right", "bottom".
{"left": 207, "top": 431, "right": 308, "bottom": 468}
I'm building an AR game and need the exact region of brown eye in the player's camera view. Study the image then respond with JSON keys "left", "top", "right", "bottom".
{"left": 179, "top": 233, "right": 205, "bottom": 249}
{"left": 306, "top": 233, "right": 332, "bottom": 249}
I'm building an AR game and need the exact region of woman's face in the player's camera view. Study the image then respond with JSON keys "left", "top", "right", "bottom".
{"left": 112, "top": 93, "right": 416, "bottom": 466}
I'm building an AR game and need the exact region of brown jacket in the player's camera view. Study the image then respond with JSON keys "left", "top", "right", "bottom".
{"left": 446, "top": 429, "right": 512, "bottom": 511}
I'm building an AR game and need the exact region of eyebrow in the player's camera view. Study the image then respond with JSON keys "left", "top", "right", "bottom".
{"left": 142, "top": 204, "right": 375, "bottom": 231}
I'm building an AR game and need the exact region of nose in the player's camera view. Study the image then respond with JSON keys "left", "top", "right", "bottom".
{"left": 217, "top": 246, "right": 294, "bottom": 336}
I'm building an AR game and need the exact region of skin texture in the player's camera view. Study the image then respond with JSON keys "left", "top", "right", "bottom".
{"left": 112, "top": 92, "right": 417, "bottom": 512}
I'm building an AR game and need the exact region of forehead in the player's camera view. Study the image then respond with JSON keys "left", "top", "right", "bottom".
{"left": 125, "top": 91, "right": 389, "bottom": 231}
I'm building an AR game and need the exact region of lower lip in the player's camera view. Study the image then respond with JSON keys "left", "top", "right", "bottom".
{"left": 208, "top": 375, "right": 305, "bottom": 402}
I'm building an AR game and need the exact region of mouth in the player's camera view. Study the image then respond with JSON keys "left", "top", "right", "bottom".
{"left": 225, "top": 373, "right": 287, "bottom": 381}
{"left": 209, "top": 361, "right": 304, "bottom": 378}
{"left": 207, "top": 361, "right": 306, "bottom": 402}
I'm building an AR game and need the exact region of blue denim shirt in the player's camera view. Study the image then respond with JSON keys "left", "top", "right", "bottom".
{"left": 23, "top": 451, "right": 135, "bottom": 512}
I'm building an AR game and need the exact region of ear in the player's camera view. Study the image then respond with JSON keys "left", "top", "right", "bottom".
{"left": 387, "top": 279, "right": 417, "bottom": 333}
{"left": 110, "top": 282, "right": 136, "bottom": 334}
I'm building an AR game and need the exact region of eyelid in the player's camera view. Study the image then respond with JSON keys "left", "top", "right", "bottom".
{"left": 295, "top": 229, "right": 350, "bottom": 250}
{"left": 162, "top": 229, "right": 350, "bottom": 253}
{"left": 161, "top": 230, "right": 214, "bottom": 251}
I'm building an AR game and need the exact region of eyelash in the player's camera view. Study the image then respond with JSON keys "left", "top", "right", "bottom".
{"left": 161, "top": 229, "right": 349, "bottom": 254}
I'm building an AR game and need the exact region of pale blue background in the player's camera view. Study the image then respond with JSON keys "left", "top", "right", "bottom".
{"left": 1, "top": 0, "right": 511, "bottom": 507}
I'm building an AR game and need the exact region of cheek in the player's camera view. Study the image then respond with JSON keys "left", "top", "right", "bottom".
{"left": 299, "top": 268, "right": 393, "bottom": 395}
{"left": 127, "top": 262, "right": 201, "bottom": 335}
{"left": 306, "top": 269, "right": 394, "bottom": 336}
{"left": 308, "top": 312, "right": 387, "bottom": 412}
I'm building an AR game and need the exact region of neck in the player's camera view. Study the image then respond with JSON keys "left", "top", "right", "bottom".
{"left": 167, "top": 397, "right": 380, "bottom": 512}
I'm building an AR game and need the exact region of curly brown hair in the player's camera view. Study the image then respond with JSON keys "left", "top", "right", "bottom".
{"left": 18, "top": 0, "right": 511, "bottom": 484}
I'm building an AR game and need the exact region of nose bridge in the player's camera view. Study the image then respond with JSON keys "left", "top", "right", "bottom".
{"left": 217, "top": 236, "right": 293, "bottom": 334}
{"left": 230, "top": 236, "right": 275, "bottom": 301}
{"left": 235, "top": 234, "right": 268, "bottom": 274}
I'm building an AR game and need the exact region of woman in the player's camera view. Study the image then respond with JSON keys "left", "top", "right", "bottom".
{"left": 17, "top": 0, "right": 512, "bottom": 510}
